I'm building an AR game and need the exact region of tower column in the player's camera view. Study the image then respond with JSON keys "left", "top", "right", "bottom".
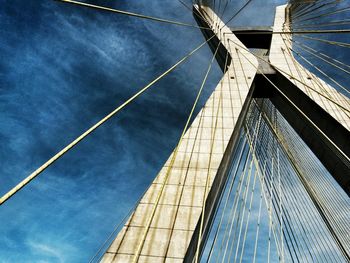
{"left": 101, "top": 5, "right": 258, "bottom": 263}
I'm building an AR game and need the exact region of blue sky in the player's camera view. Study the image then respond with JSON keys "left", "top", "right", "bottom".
{"left": 2, "top": 1, "right": 221, "bottom": 261}
{"left": 1, "top": 0, "right": 348, "bottom": 262}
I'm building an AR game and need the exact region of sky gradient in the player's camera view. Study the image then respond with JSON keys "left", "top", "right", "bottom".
{"left": 1, "top": 0, "right": 348, "bottom": 262}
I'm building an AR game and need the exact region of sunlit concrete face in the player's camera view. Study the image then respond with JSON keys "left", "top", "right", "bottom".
{"left": 102, "top": 4, "right": 350, "bottom": 263}
{"left": 270, "top": 5, "right": 350, "bottom": 131}
{"left": 269, "top": 4, "right": 350, "bottom": 196}
{"left": 101, "top": 5, "right": 258, "bottom": 263}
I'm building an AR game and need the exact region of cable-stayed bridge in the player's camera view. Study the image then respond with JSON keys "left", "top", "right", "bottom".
{"left": 100, "top": 1, "right": 350, "bottom": 262}
{"left": 1, "top": 0, "right": 349, "bottom": 262}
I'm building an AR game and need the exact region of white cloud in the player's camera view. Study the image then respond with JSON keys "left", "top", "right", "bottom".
{"left": 27, "top": 241, "right": 64, "bottom": 263}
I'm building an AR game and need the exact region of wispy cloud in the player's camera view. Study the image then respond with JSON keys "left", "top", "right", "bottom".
{"left": 27, "top": 241, "right": 64, "bottom": 263}
{"left": 3, "top": 0, "right": 346, "bottom": 262}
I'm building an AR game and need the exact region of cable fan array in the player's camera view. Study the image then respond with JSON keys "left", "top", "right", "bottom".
{"left": 1, "top": 1, "right": 349, "bottom": 262}
{"left": 200, "top": 98, "right": 350, "bottom": 263}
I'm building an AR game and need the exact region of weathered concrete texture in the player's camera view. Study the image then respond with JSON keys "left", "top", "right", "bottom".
{"left": 270, "top": 5, "right": 350, "bottom": 132}
{"left": 101, "top": 4, "right": 350, "bottom": 262}
{"left": 101, "top": 5, "right": 258, "bottom": 263}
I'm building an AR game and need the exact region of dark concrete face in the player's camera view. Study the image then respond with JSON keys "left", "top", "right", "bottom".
{"left": 194, "top": 0, "right": 350, "bottom": 204}
{"left": 195, "top": 6, "right": 350, "bottom": 195}
{"left": 252, "top": 72, "right": 350, "bottom": 196}
{"left": 193, "top": 6, "right": 232, "bottom": 73}
{"left": 231, "top": 30, "right": 273, "bottom": 49}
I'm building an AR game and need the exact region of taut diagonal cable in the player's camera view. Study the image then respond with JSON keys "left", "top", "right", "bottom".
{"left": 234, "top": 46, "right": 350, "bottom": 180}
{"left": 131, "top": 37, "right": 218, "bottom": 263}
{"left": 294, "top": 6, "right": 350, "bottom": 24}
{"left": 226, "top": 38, "right": 350, "bottom": 113}
{"left": 55, "top": 0, "right": 210, "bottom": 30}
{"left": 292, "top": 38, "right": 350, "bottom": 76}
{"left": 291, "top": 0, "right": 341, "bottom": 21}
{"left": 223, "top": 0, "right": 254, "bottom": 27}
{"left": 0, "top": 36, "right": 214, "bottom": 206}
{"left": 298, "top": 34, "right": 350, "bottom": 48}
{"left": 227, "top": 29, "right": 350, "bottom": 34}
{"left": 292, "top": 20, "right": 350, "bottom": 29}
